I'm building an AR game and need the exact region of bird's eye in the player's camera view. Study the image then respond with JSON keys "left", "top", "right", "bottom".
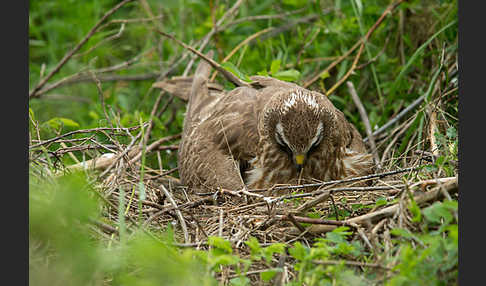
{"left": 275, "top": 133, "right": 292, "bottom": 155}
{"left": 308, "top": 140, "right": 320, "bottom": 154}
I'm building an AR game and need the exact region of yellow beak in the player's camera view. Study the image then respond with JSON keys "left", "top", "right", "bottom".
{"left": 294, "top": 154, "right": 305, "bottom": 165}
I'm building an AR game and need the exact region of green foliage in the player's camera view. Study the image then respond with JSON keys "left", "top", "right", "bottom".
{"left": 30, "top": 172, "right": 218, "bottom": 286}
{"left": 388, "top": 201, "right": 458, "bottom": 285}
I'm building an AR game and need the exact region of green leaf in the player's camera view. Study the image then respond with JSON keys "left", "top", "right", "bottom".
{"left": 289, "top": 242, "right": 307, "bottom": 261}
{"left": 263, "top": 243, "right": 285, "bottom": 263}
{"left": 257, "top": 70, "right": 268, "bottom": 76}
{"left": 391, "top": 20, "right": 457, "bottom": 96}
{"left": 390, "top": 228, "right": 414, "bottom": 239}
{"left": 208, "top": 236, "right": 233, "bottom": 254}
{"left": 260, "top": 268, "right": 282, "bottom": 281}
{"left": 46, "top": 117, "right": 80, "bottom": 130}
{"left": 265, "top": 243, "right": 285, "bottom": 255}
{"left": 88, "top": 111, "right": 100, "bottom": 121}
{"left": 245, "top": 237, "right": 262, "bottom": 260}
{"left": 423, "top": 202, "right": 454, "bottom": 225}
{"left": 29, "top": 107, "right": 35, "bottom": 121}
{"left": 320, "top": 70, "right": 330, "bottom": 80}
{"left": 210, "top": 254, "right": 239, "bottom": 266}
{"left": 374, "top": 197, "right": 387, "bottom": 207}
{"left": 270, "top": 59, "right": 281, "bottom": 75}
{"left": 221, "top": 62, "right": 252, "bottom": 82}
{"left": 408, "top": 197, "right": 422, "bottom": 223}
{"left": 353, "top": 0, "right": 363, "bottom": 16}
{"left": 273, "top": 69, "right": 301, "bottom": 82}
{"left": 446, "top": 126, "right": 457, "bottom": 139}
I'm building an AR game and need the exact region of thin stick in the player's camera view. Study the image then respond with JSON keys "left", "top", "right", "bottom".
{"left": 29, "top": 0, "right": 135, "bottom": 99}
{"left": 143, "top": 91, "right": 165, "bottom": 145}
{"left": 345, "top": 177, "right": 457, "bottom": 224}
{"left": 130, "top": 133, "right": 181, "bottom": 164}
{"left": 312, "top": 259, "right": 393, "bottom": 270}
{"left": 347, "top": 81, "right": 381, "bottom": 168}
{"left": 303, "top": 39, "right": 363, "bottom": 88}
{"left": 288, "top": 213, "right": 307, "bottom": 233}
{"left": 74, "top": 23, "right": 126, "bottom": 58}
{"left": 325, "top": 0, "right": 406, "bottom": 96}
{"left": 29, "top": 125, "right": 146, "bottom": 149}
{"left": 209, "top": 27, "right": 274, "bottom": 82}
{"left": 155, "top": 30, "right": 250, "bottom": 88}
{"left": 159, "top": 185, "right": 190, "bottom": 244}
{"left": 90, "top": 71, "right": 113, "bottom": 128}
{"left": 364, "top": 94, "right": 426, "bottom": 143}
{"left": 182, "top": 0, "right": 245, "bottom": 75}
{"left": 261, "top": 166, "right": 418, "bottom": 192}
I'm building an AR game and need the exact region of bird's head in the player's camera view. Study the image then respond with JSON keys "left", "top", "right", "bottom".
{"left": 261, "top": 88, "right": 339, "bottom": 172}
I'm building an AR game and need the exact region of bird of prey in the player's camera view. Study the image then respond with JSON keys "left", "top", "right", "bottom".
{"left": 155, "top": 52, "right": 374, "bottom": 192}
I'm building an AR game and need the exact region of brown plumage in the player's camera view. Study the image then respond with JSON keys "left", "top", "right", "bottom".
{"left": 158, "top": 52, "right": 374, "bottom": 192}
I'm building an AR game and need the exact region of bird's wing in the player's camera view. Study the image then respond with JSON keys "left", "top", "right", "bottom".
{"left": 178, "top": 53, "right": 266, "bottom": 190}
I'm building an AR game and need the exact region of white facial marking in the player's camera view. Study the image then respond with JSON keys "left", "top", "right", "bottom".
{"left": 308, "top": 122, "right": 323, "bottom": 151}
{"left": 282, "top": 89, "right": 319, "bottom": 113}
{"left": 275, "top": 122, "right": 292, "bottom": 149}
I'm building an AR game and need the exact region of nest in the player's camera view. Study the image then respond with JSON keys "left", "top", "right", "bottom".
{"left": 74, "top": 145, "right": 456, "bottom": 282}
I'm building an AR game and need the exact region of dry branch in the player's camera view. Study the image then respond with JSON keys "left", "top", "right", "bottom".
{"left": 300, "top": 177, "right": 458, "bottom": 234}
{"left": 303, "top": 0, "right": 406, "bottom": 90}
{"left": 347, "top": 81, "right": 381, "bottom": 168}
{"left": 155, "top": 30, "right": 250, "bottom": 88}
{"left": 29, "top": 0, "right": 135, "bottom": 99}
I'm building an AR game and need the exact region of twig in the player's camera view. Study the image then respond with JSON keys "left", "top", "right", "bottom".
{"left": 303, "top": 39, "right": 363, "bottom": 88}
{"left": 139, "top": 0, "right": 163, "bottom": 30}
{"left": 129, "top": 133, "right": 181, "bottom": 164}
{"left": 260, "top": 166, "right": 418, "bottom": 192}
{"left": 90, "top": 72, "right": 113, "bottom": 128}
{"left": 36, "top": 45, "right": 157, "bottom": 97}
{"left": 29, "top": 125, "right": 146, "bottom": 149}
{"left": 182, "top": 0, "right": 245, "bottom": 76}
{"left": 29, "top": 0, "right": 135, "bottom": 99}
{"left": 345, "top": 177, "right": 457, "bottom": 224}
{"left": 89, "top": 219, "right": 119, "bottom": 235}
{"left": 155, "top": 30, "right": 250, "bottom": 88}
{"left": 259, "top": 15, "right": 319, "bottom": 42}
{"left": 98, "top": 129, "right": 144, "bottom": 179}
{"left": 74, "top": 23, "right": 126, "bottom": 58}
{"left": 325, "top": 0, "right": 406, "bottom": 96}
{"left": 219, "top": 8, "right": 308, "bottom": 30}
{"left": 143, "top": 91, "right": 165, "bottom": 145}
{"left": 347, "top": 81, "right": 381, "bottom": 168}
{"left": 218, "top": 209, "right": 224, "bottom": 237}
{"left": 286, "top": 213, "right": 306, "bottom": 233}
{"left": 312, "top": 259, "right": 393, "bottom": 270}
{"left": 364, "top": 94, "right": 426, "bottom": 143}
{"left": 380, "top": 115, "right": 416, "bottom": 164}
{"left": 279, "top": 215, "right": 355, "bottom": 227}
{"left": 108, "top": 14, "right": 164, "bottom": 24}
{"left": 37, "top": 72, "right": 160, "bottom": 96}
{"left": 209, "top": 27, "right": 275, "bottom": 82}
{"left": 329, "top": 194, "right": 340, "bottom": 220}
{"left": 159, "top": 185, "right": 190, "bottom": 244}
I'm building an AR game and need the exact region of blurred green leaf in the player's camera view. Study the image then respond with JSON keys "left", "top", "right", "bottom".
{"left": 270, "top": 59, "right": 281, "bottom": 75}
{"left": 221, "top": 62, "right": 252, "bottom": 82}
{"left": 208, "top": 236, "right": 233, "bottom": 254}
{"left": 260, "top": 268, "right": 282, "bottom": 281}
{"left": 273, "top": 69, "right": 301, "bottom": 82}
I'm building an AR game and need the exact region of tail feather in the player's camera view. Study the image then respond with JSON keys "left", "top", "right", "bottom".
{"left": 188, "top": 51, "right": 214, "bottom": 114}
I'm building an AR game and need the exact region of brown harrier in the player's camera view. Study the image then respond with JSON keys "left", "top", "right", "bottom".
{"left": 156, "top": 53, "right": 374, "bottom": 191}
